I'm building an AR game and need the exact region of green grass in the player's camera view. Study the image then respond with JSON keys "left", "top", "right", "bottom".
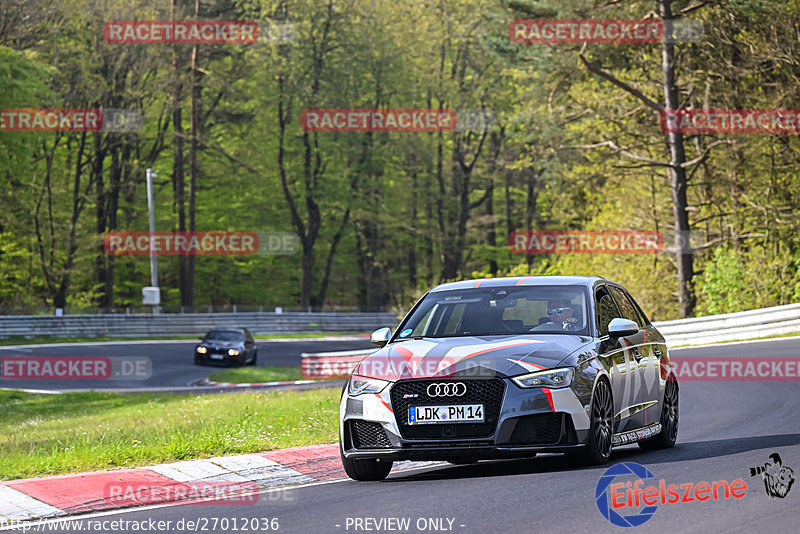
{"left": 0, "top": 388, "right": 340, "bottom": 481}
{"left": 208, "top": 366, "right": 304, "bottom": 383}
{"left": 0, "top": 332, "right": 366, "bottom": 346}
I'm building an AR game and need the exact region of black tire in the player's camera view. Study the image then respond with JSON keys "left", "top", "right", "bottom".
{"left": 249, "top": 349, "right": 258, "bottom": 366}
{"left": 639, "top": 378, "right": 678, "bottom": 450}
{"left": 572, "top": 378, "right": 613, "bottom": 466}
{"left": 340, "top": 451, "right": 393, "bottom": 481}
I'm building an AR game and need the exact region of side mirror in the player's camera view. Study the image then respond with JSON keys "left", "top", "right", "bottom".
{"left": 608, "top": 318, "right": 639, "bottom": 337}
{"left": 370, "top": 327, "right": 392, "bottom": 347}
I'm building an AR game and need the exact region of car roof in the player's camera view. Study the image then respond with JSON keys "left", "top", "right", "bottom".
{"left": 429, "top": 275, "right": 617, "bottom": 293}
{"left": 206, "top": 328, "right": 246, "bottom": 332}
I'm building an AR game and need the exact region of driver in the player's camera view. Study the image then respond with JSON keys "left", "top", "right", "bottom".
{"left": 546, "top": 299, "right": 579, "bottom": 331}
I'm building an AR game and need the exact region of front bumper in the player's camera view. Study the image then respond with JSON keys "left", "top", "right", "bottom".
{"left": 195, "top": 350, "right": 241, "bottom": 365}
{"left": 340, "top": 377, "right": 592, "bottom": 461}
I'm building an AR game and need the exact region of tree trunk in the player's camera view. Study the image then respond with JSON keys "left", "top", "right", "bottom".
{"left": 660, "top": 0, "right": 695, "bottom": 317}
{"left": 172, "top": 0, "right": 188, "bottom": 307}
{"left": 93, "top": 134, "right": 107, "bottom": 308}
{"left": 186, "top": 0, "right": 200, "bottom": 308}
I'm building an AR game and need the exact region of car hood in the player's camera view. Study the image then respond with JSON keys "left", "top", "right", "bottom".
{"left": 353, "top": 335, "right": 592, "bottom": 381}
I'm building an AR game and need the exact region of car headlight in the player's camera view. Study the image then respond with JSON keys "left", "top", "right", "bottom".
{"left": 227, "top": 348, "right": 240, "bottom": 356}
{"left": 196, "top": 346, "right": 208, "bottom": 354}
{"left": 512, "top": 367, "right": 574, "bottom": 389}
{"left": 348, "top": 375, "right": 390, "bottom": 396}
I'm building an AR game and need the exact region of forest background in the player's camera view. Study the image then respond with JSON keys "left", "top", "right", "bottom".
{"left": 2, "top": 0, "right": 799, "bottom": 320}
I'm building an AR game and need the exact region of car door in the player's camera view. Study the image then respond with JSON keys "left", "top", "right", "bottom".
{"left": 594, "top": 285, "right": 638, "bottom": 434}
{"left": 621, "top": 289, "right": 665, "bottom": 428}
{"left": 607, "top": 285, "right": 649, "bottom": 429}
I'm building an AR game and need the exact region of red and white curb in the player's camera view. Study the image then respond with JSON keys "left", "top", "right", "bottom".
{"left": 0, "top": 444, "right": 440, "bottom": 524}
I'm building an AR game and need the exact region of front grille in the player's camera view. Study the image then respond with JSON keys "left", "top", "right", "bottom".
{"left": 350, "top": 420, "right": 392, "bottom": 448}
{"left": 509, "top": 413, "right": 564, "bottom": 444}
{"left": 390, "top": 379, "right": 505, "bottom": 439}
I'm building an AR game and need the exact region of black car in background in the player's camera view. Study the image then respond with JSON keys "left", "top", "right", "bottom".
{"left": 194, "top": 328, "right": 258, "bottom": 367}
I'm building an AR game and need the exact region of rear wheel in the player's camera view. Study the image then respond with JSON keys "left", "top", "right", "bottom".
{"left": 639, "top": 378, "right": 678, "bottom": 450}
{"left": 572, "top": 379, "right": 613, "bottom": 466}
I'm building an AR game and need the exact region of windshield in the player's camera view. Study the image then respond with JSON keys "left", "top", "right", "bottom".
{"left": 395, "top": 285, "right": 589, "bottom": 338}
{"left": 203, "top": 330, "right": 244, "bottom": 342}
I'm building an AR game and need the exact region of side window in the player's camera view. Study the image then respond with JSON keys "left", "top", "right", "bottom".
{"left": 596, "top": 287, "right": 618, "bottom": 337}
{"left": 626, "top": 291, "right": 650, "bottom": 325}
{"left": 609, "top": 286, "right": 644, "bottom": 327}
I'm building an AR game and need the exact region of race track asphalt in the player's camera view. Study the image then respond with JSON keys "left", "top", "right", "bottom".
{"left": 22, "top": 337, "right": 800, "bottom": 533}
{"left": 0, "top": 338, "right": 372, "bottom": 392}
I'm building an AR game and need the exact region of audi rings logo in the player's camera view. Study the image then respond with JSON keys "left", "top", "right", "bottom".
{"left": 426, "top": 382, "right": 467, "bottom": 397}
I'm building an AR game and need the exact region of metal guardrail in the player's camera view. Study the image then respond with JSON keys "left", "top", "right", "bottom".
{"left": 653, "top": 302, "right": 800, "bottom": 346}
{"left": 299, "top": 303, "right": 800, "bottom": 378}
{"left": 0, "top": 312, "right": 400, "bottom": 339}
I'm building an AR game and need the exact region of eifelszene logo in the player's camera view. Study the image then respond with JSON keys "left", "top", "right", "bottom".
{"left": 595, "top": 462, "right": 748, "bottom": 527}
{"left": 749, "top": 453, "right": 795, "bottom": 499}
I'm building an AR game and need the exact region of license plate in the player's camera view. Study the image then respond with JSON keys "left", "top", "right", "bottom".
{"left": 408, "top": 404, "right": 484, "bottom": 424}
{"left": 209, "top": 353, "right": 224, "bottom": 360}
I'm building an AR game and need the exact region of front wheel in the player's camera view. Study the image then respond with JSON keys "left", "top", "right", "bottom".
{"left": 571, "top": 379, "right": 613, "bottom": 466}
{"left": 341, "top": 454, "right": 393, "bottom": 481}
{"left": 639, "top": 378, "right": 678, "bottom": 450}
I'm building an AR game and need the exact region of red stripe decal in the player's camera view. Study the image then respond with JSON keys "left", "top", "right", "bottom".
{"left": 393, "top": 345, "right": 414, "bottom": 364}
{"left": 462, "top": 341, "right": 540, "bottom": 360}
{"left": 514, "top": 277, "right": 530, "bottom": 286}
{"left": 508, "top": 358, "right": 547, "bottom": 372}
{"left": 378, "top": 396, "right": 394, "bottom": 413}
{"left": 541, "top": 388, "right": 555, "bottom": 411}
{"left": 473, "top": 280, "right": 483, "bottom": 288}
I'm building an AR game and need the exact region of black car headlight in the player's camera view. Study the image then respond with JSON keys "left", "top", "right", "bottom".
{"left": 348, "top": 375, "right": 390, "bottom": 396}
{"left": 196, "top": 346, "right": 208, "bottom": 354}
{"left": 512, "top": 367, "right": 574, "bottom": 389}
{"left": 227, "top": 348, "right": 240, "bottom": 356}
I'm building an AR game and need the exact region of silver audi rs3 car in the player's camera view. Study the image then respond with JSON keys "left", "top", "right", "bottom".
{"left": 339, "top": 276, "right": 679, "bottom": 481}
